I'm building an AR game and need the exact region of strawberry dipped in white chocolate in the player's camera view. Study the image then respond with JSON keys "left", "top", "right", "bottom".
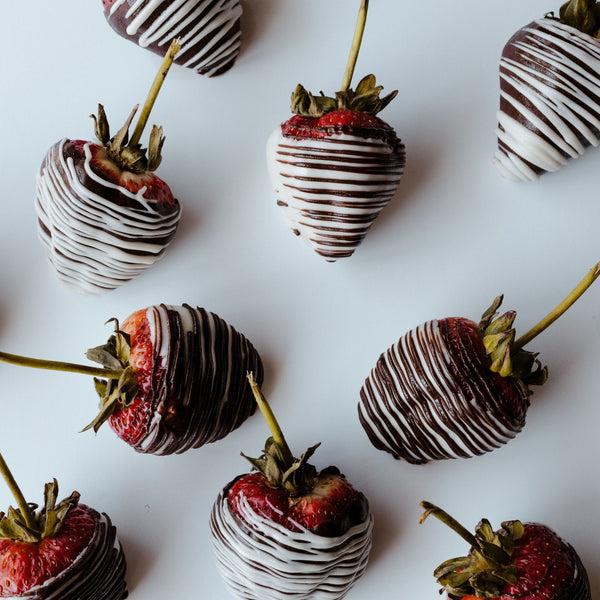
{"left": 210, "top": 375, "right": 373, "bottom": 600}
{"left": 103, "top": 0, "right": 243, "bottom": 77}
{"left": 494, "top": 0, "right": 600, "bottom": 180}
{"left": 36, "top": 40, "right": 182, "bottom": 294}
{"left": 267, "top": 0, "right": 405, "bottom": 262}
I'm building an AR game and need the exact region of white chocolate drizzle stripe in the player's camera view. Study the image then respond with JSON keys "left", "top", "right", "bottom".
{"left": 210, "top": 492, "right": 372, "bottom": 600}
{"left": 493, "top": 19, "right": 600, "bottom": 180}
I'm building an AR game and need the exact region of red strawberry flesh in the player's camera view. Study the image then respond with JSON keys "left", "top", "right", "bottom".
{"left": 500, "top": 522, "right": 579, "bottom": 600}
{"left": 227, "top": 468, "right": 369, "bottom": 537}
{"left": 108, "top": 309, "right": 163, "bottom": 446}
{"left": 69, "top": 140, "right": 177, "bottom": 208}
{"left": 0, "top": 504, "right": 95, "bottom": 596}
{"left": 281, "top": 110, "right": 398, "bottom": 145}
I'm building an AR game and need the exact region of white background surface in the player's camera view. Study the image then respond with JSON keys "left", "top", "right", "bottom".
{"left": 1, "top": 0, "right": 599, "bottom": 597}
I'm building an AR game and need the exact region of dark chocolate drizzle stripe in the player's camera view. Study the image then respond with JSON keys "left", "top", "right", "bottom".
{"left": 20, "top": 509, "right": 127, "bottom": 600}
{"left": 131, "top": 304, "right": 263, "bottom": 455}
{"left": 268, "top": 129, "right": 405, "bottom": 261}
{"left": 566, "top": 549, "right": 593, "bottom": 600}
{"left": 210, "top": 491, "right": 373, "bottom": 600}
{"left": 494, "top": 19, "right": 600, "bottom": 181}
{"left": 358, "top": 319, "right": 526, "bottom": 464}
{"left": 105, "top": 0, "right": 242, "bottom": 77}
{"left": 35, "top": 140, "right": 181, "bottom": 294}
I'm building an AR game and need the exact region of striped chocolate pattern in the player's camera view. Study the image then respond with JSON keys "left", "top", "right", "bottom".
{"left": 210, "top": 490, "right": 373, "bottom": 600}
{"left": 105, "top": 0, "right": 242, "bottom": 77}
{"left": 267, "top": 128, "right": 405, "bottom": 261}
{"left": 124, "top": 304, "right": 263, "bottom": 455}
{"left": 494, "top": 18, "right": 600, "bottom": 181}
{"left": 22, "top": 510, "right": 128, "bottom": 600}
{"left": 358, "top": 319, "right": 527, "bottom": 464}
{"left": 35, "top": 139, "right": 181, "bottom": 294}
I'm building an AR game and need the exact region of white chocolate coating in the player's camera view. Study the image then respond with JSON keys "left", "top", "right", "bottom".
{"left": 210, "top": 490, "right": 373, "bottom": 600}
{"left": 358, "top": 319, "right": 525, "bottom": 464}
{"left": 107, "top": 0, "right": 242, "bottom": 77}
{"left": 266, "top": 127, "right": 405, "bottom": 261}
{"left": 35, "top": 139, "right": 181, "bottom": 294}
{"left": 494, "top": 19, "right": 600, "bottom": 181}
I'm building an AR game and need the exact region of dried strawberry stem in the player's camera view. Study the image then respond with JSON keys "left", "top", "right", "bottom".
{"left": 128, "top": 38, "right": 181, "bottom": 149}
{"left": 514, "top": 261, "right": 600, "bottom": 350}
{"left": 0, "top": 351, "right": 123, "bottom": 379}
{"left": 419, "top": 501, "right": 479, "bottom": 548}
{"left": 247, "top": 373, "right": 295, "bottom": 465}
{"left": 0, "top": 452, "right": 37, "bottom": 532}
{"left": 341, "top": 0, "right": 369, "bottom": 92}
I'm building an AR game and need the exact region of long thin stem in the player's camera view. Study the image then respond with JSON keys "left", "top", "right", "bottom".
{"left": 341, "top": 0, "right": 369, "bottom": 92}
{"left": 129, "top": 38, "right": 181, "bottom": 148}
{"left": 0, "top": 452, "right": 37, "bottom": 532}
{"left": 247, "top": 373, "right": 295, "bottom": 465}
{"left": 514, "top": 261, "right": 600, "bottom": 350}
{"left": 0, "top": 351, "right": 123, "bottom": 379}
{"left": 419, "top": 501, "right": 479, "bottom": 548}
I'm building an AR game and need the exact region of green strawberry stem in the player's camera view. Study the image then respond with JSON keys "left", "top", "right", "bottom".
{"left": 514, "top": 261, "right": 600, "bottom": 350}
{"left": 247, "top": 373, "right": 295, "bottom": 466}
{"left": 129, "top": 37, "right": 181, "bottom": 149}
{"left": 0, "top": 351, "right": 123, "bottom": 379}
{"left": 419, "top": 501, "right": 479, "bottom": 548}
{"left": 341, "top": 0, "right": 369, "bottom": 92}
{"left": 0, "top": 452, "right": 37, "bottom": 532}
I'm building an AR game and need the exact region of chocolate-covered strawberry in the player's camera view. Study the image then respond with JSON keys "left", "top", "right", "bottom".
{"left": 419, "top": 501, "right": 591, "bottom": 600}
{"left": 494, "top": 0, "right": 600, "bottom": 181}
{"left": 35, "top": 39, "right": 182, "bottom": 294}
{"left": 103, "top": 0, "right": 242, "bottom": 77}
{"left": 0, "top": 304, "right": 263, "bottom": 455}
{"left": 359, "top": 263, "right": 600, "bottom": 464}
{"left": 0, "top": 453, "right": 127, "bottom": 599}
{"left": 210, "top": 374, "right": 373, "bottom": 600}
{"left": 267, "top": 0, "right": 405, "bottom": 262}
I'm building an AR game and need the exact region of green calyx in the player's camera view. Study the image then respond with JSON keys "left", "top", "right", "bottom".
{"left": 553, "top": 0, "right": 600, "bottom": 36}
{"left": 291, "top": 74, "right": 398, "bottom": 118}
{"left": 420, "top": 501, "right": 524, "bottom": 599}
{"left": 242, "top": 439, "right": 320, "bottom": 497}
{"left": 91, "top": 104, "right": 165, "bottom": 174}
{"left": 478, "top": 296, "right": 547, "bottom": 398}
{"left": 245, "top": 373, "right": 320, "bottom": 497}
{"left": 81, "top": 319, "right": 138, "bottom": 433}
{"left": 89, "top": 37, "right": 181, "bottom": 174}
{"left": 0, "top": 479, "right": 79, "bottom": 544}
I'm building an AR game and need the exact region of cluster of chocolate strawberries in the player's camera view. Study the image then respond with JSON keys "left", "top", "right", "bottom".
{"left": 0, "top": 0, "right": 598, "bottom": 599}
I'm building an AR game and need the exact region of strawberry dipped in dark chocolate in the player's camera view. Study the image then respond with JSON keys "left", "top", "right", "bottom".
{"left": 0, "top": 452, "right": 127, "bottom": 599}
{"left": 419, "top": 501, "right": 591, "bottom": 600}
{"left": 494, "top": 0, "right": 600, "bottom": 180}
{"left": 103, "top": 0, "right": 242, "bottom": 77}
{"left": 267, "top": 0, "right": 405, "bottom": 262}
{"left": 359, "top": 262, "right": 600, "bottom": 464}
{"left": 210, "top": 374, "right": 373, "bottom": 600}
{"left": 0, "top": 304, "right": 263, "bottom": 455}
{"left": 35, "top": 39, "right": 182, "bottom": 294}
